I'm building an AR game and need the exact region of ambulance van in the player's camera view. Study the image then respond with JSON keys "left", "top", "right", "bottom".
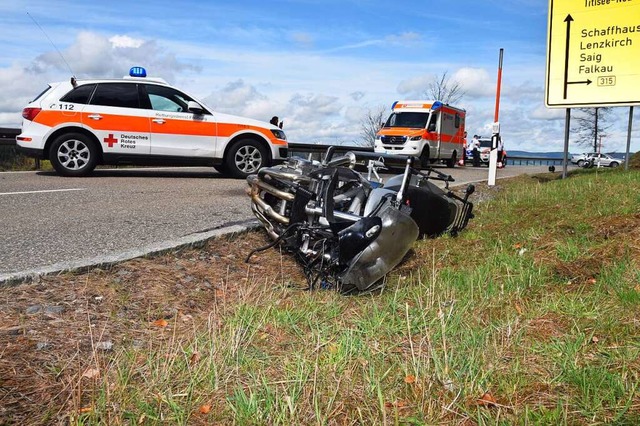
{"left": 16, "top": 67, "right": 288, "bottom": 178}
{"left": 374, "top": 101, "right": 465, "bottom": 168}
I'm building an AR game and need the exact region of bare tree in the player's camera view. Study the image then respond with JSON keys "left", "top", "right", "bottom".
{"left": 423, "top": 71, "right": 465, "bottom": 104}
{"left": 572, "top": 107, "right": 613, "bottom": 152}
{"left": 358, "top": 105, "right": 387, "bottom": 147}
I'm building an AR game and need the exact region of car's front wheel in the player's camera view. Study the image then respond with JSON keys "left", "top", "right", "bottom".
{"left": 213, "top": 164, "right": 228, "bottom": 175}
{"left": 225, "top": 139, "right": 268, "bottom": 178}
{"left": 610, "top": 161, "right": 620, "bottom": 168}
{"left": 49, "top": 133, "right": 98, "bottom": 177}
{"left": 419, "top": 147, "right": 430, "bottom": 169}
{"left": 577, "top": 159, "right": 584, "bottom": 167}
{"left": 446, "top": 151, "right": 456, "bottom": 168}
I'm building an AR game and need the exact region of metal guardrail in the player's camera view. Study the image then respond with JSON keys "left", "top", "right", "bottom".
{"left": 0, "top": 127, "right": 19, "bottom": 146}
{"left": 0, "top": 128, "right": 567, "bottom": 168}
{"left": 506, "top": 155, "right": 565, "bottom": 166}
{"left": 287, "top": 142, "right": 373, "bottom": 162}
{"left": 289, "top": 143, "right": 566, "bottom": 167}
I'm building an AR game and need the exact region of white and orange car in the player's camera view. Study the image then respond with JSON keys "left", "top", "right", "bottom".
{"left": 16, "top": 67, "right": 288, "bottom": 178}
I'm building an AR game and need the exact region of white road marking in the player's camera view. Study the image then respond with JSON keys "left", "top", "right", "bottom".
{"left": 0, "top": 188, "right": 86, "bottom": 196}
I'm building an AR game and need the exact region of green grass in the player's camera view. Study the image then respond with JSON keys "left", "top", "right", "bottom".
{"left": 50, "top": 169, "right": 640, "bottom": 424}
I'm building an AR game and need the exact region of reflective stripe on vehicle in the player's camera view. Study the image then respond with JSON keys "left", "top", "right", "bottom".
{"left": 34, "top": 110, "right": 286, "bottom": 146}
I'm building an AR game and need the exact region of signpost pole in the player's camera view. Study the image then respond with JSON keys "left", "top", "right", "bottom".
{"left": 562, "top": 108, "right": 571, "bottom": 179}
{"left": 625, "top": 106, "right": 634, "bottom": 170}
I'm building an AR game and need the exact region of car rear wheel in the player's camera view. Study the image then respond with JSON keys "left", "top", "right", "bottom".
{"left": 577, "top": 160, "right": 584, "bottom": 167}
{"left": 225, "top": 139, "right": 268, "bottom": 178}
{"left": 49, "top": 133, "right": 98, "bottom": 177}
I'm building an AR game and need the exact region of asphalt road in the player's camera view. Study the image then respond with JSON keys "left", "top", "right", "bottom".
{"left": 0, "top": 164, "right": 554, "bottom": 280}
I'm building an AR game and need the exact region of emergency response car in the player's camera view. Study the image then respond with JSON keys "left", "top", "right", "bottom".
{"left": 466, "top": 137, "right": 492, "bottom": 165}
{"left": 374, "top": 101, "right": 465, "bottom": 168}
{"left": 16, "top": 67, "right": 288, "bottom": 178}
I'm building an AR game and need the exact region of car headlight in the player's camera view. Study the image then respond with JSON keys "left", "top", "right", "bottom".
{"left": 270, "top": 129, "right": 287, "bottom": 140}
{"left": 409, "top": 136, "right": 422, "bottom": 141}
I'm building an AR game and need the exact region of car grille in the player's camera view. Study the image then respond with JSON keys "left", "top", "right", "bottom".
{"left": 381, "top": 136, "right": 407, "bottom": 145}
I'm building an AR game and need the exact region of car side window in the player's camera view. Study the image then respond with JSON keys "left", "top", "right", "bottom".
{"left": 143, "top": 84, "right": 210, "bottom": 114}
{"left": 60, "top": 84, "right": 96, "bottom": 104}
{"left": 90, "top": 83, "right": 141, "bottom": 109}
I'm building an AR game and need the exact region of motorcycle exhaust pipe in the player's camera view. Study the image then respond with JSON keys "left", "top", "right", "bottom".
{"left": 247, "top": 175, "right": 295, "bottom": 202}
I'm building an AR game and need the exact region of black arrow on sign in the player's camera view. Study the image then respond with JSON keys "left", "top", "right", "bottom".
{"left": 563, "top": 14, "right": 592, "bottom": 99}
{"left": 563, "top": 14, "right": 573, "bottom": 99}
{"left": 568, "top": 79, "right": 592, "bottom": 85}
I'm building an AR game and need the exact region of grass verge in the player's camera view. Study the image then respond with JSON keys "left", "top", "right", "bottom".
{"left": 1, "top": 168, "right": 639, "bottom": 425}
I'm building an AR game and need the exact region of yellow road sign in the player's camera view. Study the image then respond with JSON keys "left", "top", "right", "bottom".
{"left": 545, "top": 0, "right": 640, "bottom": 108}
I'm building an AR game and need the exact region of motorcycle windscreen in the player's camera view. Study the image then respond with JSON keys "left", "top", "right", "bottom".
{"left": 338, "top": 204, "right": 419, "bottom": 291}
{"left": 385, "top": 177, "right": 457, "bottom": 237}
{"left": 404, "top": 185, "right": 457, "bottom": 237}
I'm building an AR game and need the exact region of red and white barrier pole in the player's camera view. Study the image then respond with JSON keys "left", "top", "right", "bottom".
{"left": 488, "top": 48, "right": 504, "bottom": 186}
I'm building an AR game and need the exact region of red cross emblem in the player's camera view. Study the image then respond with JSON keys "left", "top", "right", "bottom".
{"left": 104, "top": 134, "right": 118, "bottom": 148}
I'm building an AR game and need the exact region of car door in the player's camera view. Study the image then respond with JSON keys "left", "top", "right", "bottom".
{"left": 426, "top": 111, "right": 441, "bottom": 157}
{"left": 83, "top": 83, "right": 151, "bottom": 155}
{"left": 142, "top": 84, "right": 217, "bottom": 158}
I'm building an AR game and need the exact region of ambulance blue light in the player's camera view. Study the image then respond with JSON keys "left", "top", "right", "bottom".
{"left": 129, "top": 67, "right": 147, "bottom": 78}
{"left": 431, "top": 101, "right": 443, "bottom": 111}
{"left": 391, "top": 101, "right": 398, "bottom": 110}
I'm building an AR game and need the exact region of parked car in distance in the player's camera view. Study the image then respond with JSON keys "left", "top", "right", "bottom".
{"left": 571, "top": 152, "right": 621, "bottom": 168}
{"left": 570, "top": 152, "right": 598, "bottom": 166}
{"left": 465, "top": 137, "right": 507, "bottom": 166}
{"left": 465, "top": 137, "right": 492, "bottom": 165}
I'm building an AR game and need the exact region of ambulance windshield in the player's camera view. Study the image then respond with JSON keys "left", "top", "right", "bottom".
{"left": 384, "top": 111, "right": 429, "bottom": 129}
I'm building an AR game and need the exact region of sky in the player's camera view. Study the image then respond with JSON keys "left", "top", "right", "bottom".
{"left": 0, "top": 0, "right": 638, "bottom": 153}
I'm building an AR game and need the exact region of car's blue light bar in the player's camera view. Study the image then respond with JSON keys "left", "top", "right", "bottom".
{"left": 129, "top": 66, "right": 147, "bottom": 78}
{"left": 431, "top": 101, "right": 443, "bottom": 111}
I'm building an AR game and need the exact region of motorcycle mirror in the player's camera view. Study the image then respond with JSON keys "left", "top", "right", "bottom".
{"left": 466, "top": 184, "right": 475, "bottom": 195}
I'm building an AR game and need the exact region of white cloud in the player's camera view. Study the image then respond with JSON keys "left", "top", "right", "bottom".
{"left": 25, "top": 31, "right": 198, "bottom": 81}
{"left": 0, "top": 31, "right": 200, "bottom": 126}
{"left": 396, "top": 75, "right": 432, "bottom": 96}
{"left": 530, "top": 105, "right": 566, "bottom": 120}
{"left": 452, "top": 68, "right": 495, "bottom": 98}
{"left": 350, "top": 91, "right": 365, "bottom": 101}
{"left": 0, "top": 64, "right": 47, "bottom": 125}
{"left": 395, "top": 68, "right": 494, "bottom": 99}
{"left": 291, "top": 32, "right": 314, "bottom": 49}
{"left": 203, "top": 79, "right": 267, "bottom": 111}
{"left": 289, "top": 93, "right": 342, "bottom": 118}
{"left": 109, "top": 35, "right": 144, "bottom": 49}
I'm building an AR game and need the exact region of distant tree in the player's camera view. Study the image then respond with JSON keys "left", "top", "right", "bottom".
{"left": 358, "top": 105, "right": 387, "bottom": 147}
{"left": 572, "top": 107, "right": 613, "bottom": 152}
{"left": 423, "top": 71, "right": 465, "bottom": 105}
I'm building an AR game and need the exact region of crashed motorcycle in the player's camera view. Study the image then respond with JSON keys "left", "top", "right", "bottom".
{"left": 245, "top": 149, "right": 475, "bottom": 293}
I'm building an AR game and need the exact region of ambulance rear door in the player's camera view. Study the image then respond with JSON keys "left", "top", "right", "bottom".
{"left": 438, "top": 108, "right": 464, "bottom": 158}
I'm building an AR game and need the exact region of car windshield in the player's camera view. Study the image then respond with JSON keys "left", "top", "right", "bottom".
{"left": 479, "top": 139, "right": 492, "bottom": 148}
{"left": 384, "top": 112, "right": 429, "bottom": 128}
